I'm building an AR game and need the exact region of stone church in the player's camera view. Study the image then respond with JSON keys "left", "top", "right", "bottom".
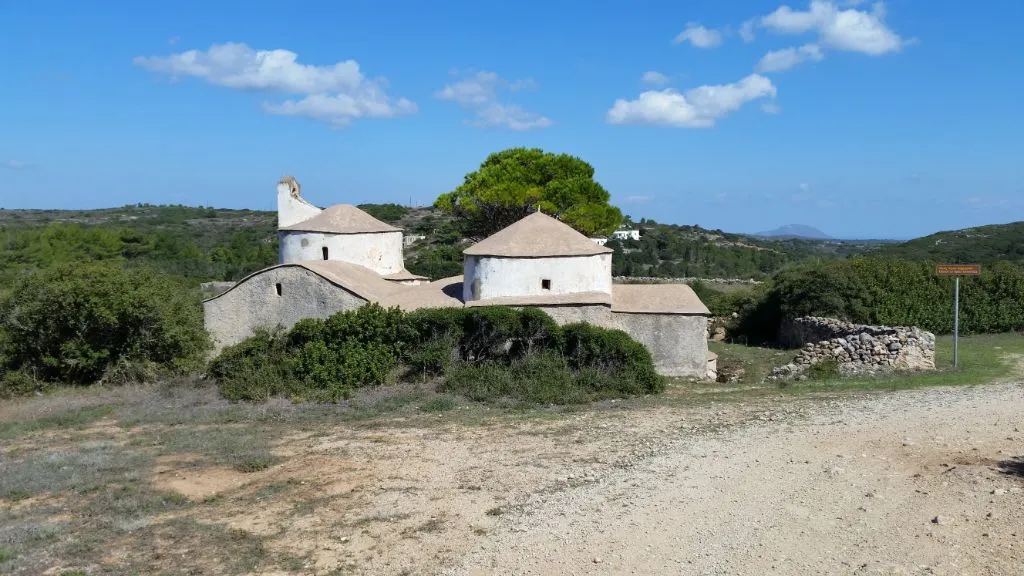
{"left": 203, "top": 177, "right": 714, "bottom": 378}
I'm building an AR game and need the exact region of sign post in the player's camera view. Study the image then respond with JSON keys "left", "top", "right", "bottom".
{"left": 935, "top": 264, "right": 981, "bottom": 368}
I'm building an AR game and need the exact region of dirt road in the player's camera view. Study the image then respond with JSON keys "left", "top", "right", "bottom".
{"left": 449, "top": 384, "right": 1024, "bottom": 576}
{"left": 3, "top": 381, "right": 1022, "bottom": 575}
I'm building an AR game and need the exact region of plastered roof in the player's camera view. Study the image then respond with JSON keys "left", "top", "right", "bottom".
{"left": 202, "top": 260, "right": 402, "bottom": 304}
{"left": 205, "top": 266, "right": 710, "bottom": 317}
{"left": 464, "top": 291, "right": 613, "bottom": 307}
{"left": 279, "top": 204, "right": 401, "bottom": 234}
{"left": 463, "top": 212, "right": 613, "bottom": 258}
{"left": 611, "top": 284, "right": 711, "bottom": 315}
{"left": 382, "top": 269, "right": 429, "bottom": 282}
{"left": 379, "top": 276, "right": 464, "bottom": 311}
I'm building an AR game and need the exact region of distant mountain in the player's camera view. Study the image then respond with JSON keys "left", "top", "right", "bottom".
{"left": 754, "top": 224, "right": 832, "bottom": 240}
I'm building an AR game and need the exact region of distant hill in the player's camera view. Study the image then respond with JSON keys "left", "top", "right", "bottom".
{"left": 870, "top": 221, "right": 1024, "bottom": 265}
{"left": 754, "top": 224, "right": 831, "bottom": 240}
{"left": 605, "top": 220, "right": 876, "bottom": 280}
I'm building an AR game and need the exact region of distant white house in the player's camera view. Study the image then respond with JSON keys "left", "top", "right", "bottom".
{"left": 612, "top": 229, "right": 641, "bottom": 241}
{"left": 403, "top": 234, "right": 426, "bottom": 247}
{"left": 590, "top": 237, "right": 608, "bottom": 246}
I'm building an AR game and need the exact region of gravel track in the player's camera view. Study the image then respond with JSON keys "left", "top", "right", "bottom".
{"left": 448, "top": 383, "right": 1024, "bottom": 576}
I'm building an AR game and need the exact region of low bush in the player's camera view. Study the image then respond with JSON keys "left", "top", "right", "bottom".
{"left": 403, "top": 307, "right": 561, "bottom": 374}
{"left": 560, "top": 323, "right": 663, "bottom": 395}
{"left": 207, "top": 328, "right": 298, "bottom": 402}
{"left": 443, "top": 352, "right": 592, "bottom": 405}
{"left": 0, "top": 370, "right": 49, "bottom": 399}
{"left": 209, "top": 306, "right": 662, "bottom": 405}
{"left": 289, "top": 305, "right": 410, "bottom": 396}
{"left": 0, "top": 262, "right": 209, "bottom": 387}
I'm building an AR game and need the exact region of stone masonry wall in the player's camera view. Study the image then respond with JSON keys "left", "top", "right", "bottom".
{"left": 776, "top": 316, "right": 936, "bottom": 377}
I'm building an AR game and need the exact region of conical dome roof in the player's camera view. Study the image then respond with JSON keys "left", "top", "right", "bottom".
{"left": 279, "top": 204, "right": 400, "bottom": 234}
{"left": 463, "top": 212, "right": 613, "bottom": 257}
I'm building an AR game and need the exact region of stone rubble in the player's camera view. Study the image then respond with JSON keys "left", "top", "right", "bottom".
{"left": 771, "top": 316, "right": 936, "bottom": 379}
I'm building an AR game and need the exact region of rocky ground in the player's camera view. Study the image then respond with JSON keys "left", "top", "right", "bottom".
{"left": 1, "top": 379, "right": 1022, "bottom": 575}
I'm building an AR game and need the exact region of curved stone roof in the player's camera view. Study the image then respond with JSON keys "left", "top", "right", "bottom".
{"left": 611, "top": 284, "right": 710, "bottom": 315}
{"left": 202, "top": 260, "right": 402, "bottom": 304}
{"left": 279, "top": 204, "right": 401, "bottom": 234}
{"left": 463, "top": 212, "right": 613, "bottom": 258}
{"left": 379, "top": 276, "right": 465, "bottom": 311}
{"left": 382, "top": 269, "right": 429, "bottom": 282}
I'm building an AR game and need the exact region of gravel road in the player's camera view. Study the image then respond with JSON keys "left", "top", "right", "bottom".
{"left": 448, "top": 383, "right": 1024, "bottom": 576}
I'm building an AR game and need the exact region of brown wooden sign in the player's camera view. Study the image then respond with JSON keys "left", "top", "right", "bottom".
{"left": 936, "top": 264, "right": 981, "bottom": 277}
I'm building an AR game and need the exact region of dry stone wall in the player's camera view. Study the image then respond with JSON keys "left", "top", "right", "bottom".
{"left": 773, "top": 316, "right": 936, "bottom": 378}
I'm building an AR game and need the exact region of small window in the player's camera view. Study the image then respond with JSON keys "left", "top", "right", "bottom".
{"left": 541, "top": 279, "right": 551, "bottom": 290}
{"left": 275, "top": 283, "right": 282, "bottom": 296}
{"left": 322, "top": 246, "right": 329, "bottom": 260}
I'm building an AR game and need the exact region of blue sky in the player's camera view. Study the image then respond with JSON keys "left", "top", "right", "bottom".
{"left": 1, "top": 0, "right": 1022, "bottom": 239}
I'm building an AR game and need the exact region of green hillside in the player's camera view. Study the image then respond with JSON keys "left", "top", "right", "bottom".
{"left": 606, "top": 219, "right": 881, "bottom": 279}
{"left": 870, "top": 221, "right": 1024, "bottom": 265}
{"left": 3, "top": 205, "right": 1020, "bottom": 287}
{"left": 0, "top": 205, "right": 278, "bottom": 284}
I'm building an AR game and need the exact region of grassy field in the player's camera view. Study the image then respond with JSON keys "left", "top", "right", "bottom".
{"left": 1, "top": 333, "right": 1022, "bottom": 574}
{"left": 709, "top": 332, "right": 1024, "bottom": 392}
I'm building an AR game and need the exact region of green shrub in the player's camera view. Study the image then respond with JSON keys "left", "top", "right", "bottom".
{"left": 0, "top": 370, "right": 49, "bottom": 399}
{"left": 560, "top": 323, "right": 663, "bottom": 394}
{"left": 210, "top": 305, "right": 663, "bottom": 406}
{"left": 99, "top": 358, "right": 163, "bottom": 387}
{"left": 443, "top": 352, "right": 591, "bottom": 405}
{"left": 732, "top": 258, "right": 1024, "bottom": 343}
{"left": 290, "top": 305, "right": 410, "bottom": 397}
{"left": 208, "top": 328, "right": 298, "bottom": 402}
{"left": 805, "top": 360, "right": 840, "bottom": 380}
{"left": 404, "top": 308, "right": 466, "bottom": 375}
{"left": 0, "top": 262, "right": 209, "bottom": 386}
{"left": 406, "top": 244, "right": 464, "bottom": 280}
{"left": 403, "top": 307, "right": 560, "bottom": 371}
{"left": 459, "top": 307, "right": 560, "bottom": 362}
{"left": 212, "top": 305, "right": 411, "bottom": 402}
{"left": 356, "top": 203, "right": 409, "bottom": 223}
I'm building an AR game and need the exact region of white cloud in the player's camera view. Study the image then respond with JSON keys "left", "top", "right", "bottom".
{"left": 641, "top": 71, "right": 671, "bottom": 85}
{"left": 263, "top": 94, "right": 417, "bottom": 126}
{"left": 133, "top": 42, "right": 415, "bottom": 126}
{"left": 435, "top": 70, "right": 552, "bottom": 131}
{"left": 471, "top": 104, "right": 553, "bottom": 131}
{"left": 435, "top": 70, "right": 503, "bottom": 105}
{"left": 761, "top": 102, "right": 782, "bottom": 114}
{"left": 799, "top": 182, "right": 811, "bottom": 191}
{"left": 758, "top": 1, "right": 908, "bottom": 55}
{"left": 607, "top": 74, "right": 776, "bottom": 128}
{"left": 739, "top": 19, "right": 757, "bottom": 42}
{"left": 2, "top": 160, "right": 28, "bottom": 170}
{"left": 756, "top": 43, "right": 824, "bottom": 72}
{"left": 672, "top": 23, "right": 724, "bottom": 48}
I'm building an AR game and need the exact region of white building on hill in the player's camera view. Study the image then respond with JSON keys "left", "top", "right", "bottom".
{"left": 612, "top": 228, "right": 641, "bottom": 241}
{"left": 202, "top": 177, "right": 713, "bottom": 378}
